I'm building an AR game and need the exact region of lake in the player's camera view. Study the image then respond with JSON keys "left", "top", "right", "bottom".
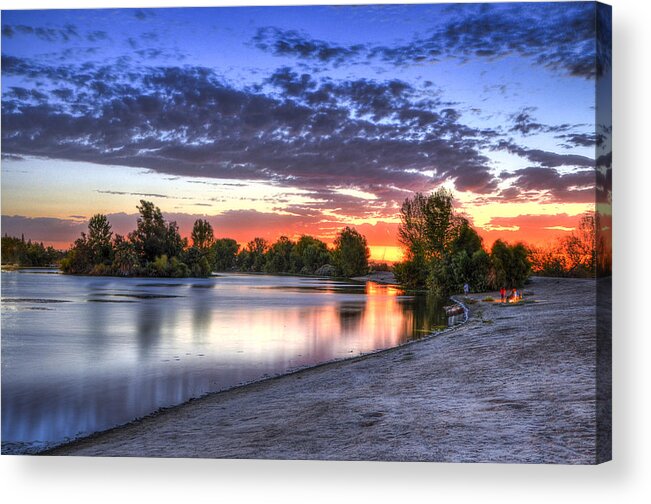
{"left": 1, "top": 269, "right": 449, "bottom": 454}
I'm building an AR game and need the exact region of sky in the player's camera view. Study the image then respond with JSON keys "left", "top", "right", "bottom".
{"left": 1, "top": 2, "right": 611, "bottom": 261}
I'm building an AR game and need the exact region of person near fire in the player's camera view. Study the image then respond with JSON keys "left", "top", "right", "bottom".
{"left": 500, "top": 287, "right": 506, "bottom": 303}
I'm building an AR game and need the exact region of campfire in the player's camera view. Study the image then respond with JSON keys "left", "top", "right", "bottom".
{"left": 507, "top": 289, "right": 522, "bottom": 303}
{"left": 499, "top": 287, "right": 522, "bottom": 303}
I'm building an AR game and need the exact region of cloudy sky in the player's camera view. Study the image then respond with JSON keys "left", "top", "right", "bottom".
{"left": 1, "top": 2, "right": 610, "bottom": 261}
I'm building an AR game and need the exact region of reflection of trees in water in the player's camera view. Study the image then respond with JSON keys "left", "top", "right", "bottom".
{"left": 191, "top": 296, "right": 213, "bottom": 342}
{"left": 136, "top": 302, "right": 166, "bottom": 355}
{"left": 397, "top": 294, "right": 446, "bottom": 339}
{"left": 337, "top": 302, "right": 365, "bottom": 333}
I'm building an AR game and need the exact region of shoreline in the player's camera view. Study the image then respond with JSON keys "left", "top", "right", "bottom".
{"left": 37, "top": 294, "right": 468, "bottom": 456}
{"left": 43, "top": 276, "right": 602, "bottom": 463}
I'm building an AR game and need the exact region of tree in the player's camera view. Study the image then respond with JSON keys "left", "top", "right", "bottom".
{"left": 528, "top": 213, "right": 599, "bottom": 278}
{"left": 87, "top": 214, "right": 113, "bottom": 265}
{"left": 213, "top": 238, "right": 240, "bottom": 271}
{"left": 60, "top": 234, "right": 93, "bottom": 274}
{"left": 127, "top": 200, "right": 187, "bottom": 265}
{"left": 112, "top": 235, "right": 140, "bottom": 276}
{"left": 450, "top": 218, "right": 483, "bottom": 257}
{"left": 469, "top": 249, "right": 491, "bottom": 293}
{"left": 191, "top": 219, "right": 215, "bottom": 251}
{"left": 242, "top": 237, "right": 268, "bottom": 272}
{"left": 1, "top": 234, "right": 63, "bottom": 266}
{"left": 129, "top": 200, "right": 168, "bottom": 263}
{"left": 332, "top": 227, "right": 369, "bottom": 277}
{"left": 164, "top": 221, "right": 187, "bottom": 259}
{"left": 395, "top": 189, "right": 466, "bottom": 290}
{"left": 489, "top": 240, "right": 530, "bottom": 289}
{"left": 264, "top": 236, "right": 294, "bottom": 273}
{"left": 398, "top": 192, "right": 430, "bottom": 260}
{"left": 290, "top": 235, "right": 331, "bottom": 274}
{"left": 562, "top": 213, "right": 596, "bottom": 276}
{"left": 182, "top": 246, "right": 211, "bottom": 277}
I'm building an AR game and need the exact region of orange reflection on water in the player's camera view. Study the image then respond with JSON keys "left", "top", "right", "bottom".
{"left": 365, "top": 281, "right": 404, "bottom": 297}
{"left": 2, "top": 273, "right": 441, "bottom": 451}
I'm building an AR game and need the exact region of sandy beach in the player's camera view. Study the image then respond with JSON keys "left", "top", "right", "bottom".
{"left": 47, "top": 276, "right": 604, "bottom": 463}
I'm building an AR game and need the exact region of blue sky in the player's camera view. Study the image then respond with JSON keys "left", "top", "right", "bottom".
{"left": 0, "top": 2, "right": 611, "bottom": 258}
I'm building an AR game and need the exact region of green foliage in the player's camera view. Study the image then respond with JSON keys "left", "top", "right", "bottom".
{"left": 332, "top": 227, "right": 370, "bottom": 277}
{"left": 164, "top": 221, "right": 187, "bottom": 259}
{"left": 451, "top": 219, "right": 483, "bottom": 257}
{"left": 60, "top": 234, "right": 94, "bottom": 274}
{"left": 238, "top": 237, "right": 269, "bottom": 272}
{"left": 19, "top": 201, "right": 371, "bottom": 280}
{"left": 469, "top": 249, "right": 491, "bottom": 292}
{"left": 264, "top": 236, "right": 294, "bottom": 273}
{"left": 128, "top": 200, "right": 168, "bottom": 263}
{"left": 393, "top": 254, "right": 428, "bottom": 289}
{"left": 290, "top": 235, "right": 331, "bottom": 274}
{"left": 111, "top": 235, "right": 140, "bottom": 276}
{"left": 395, "top": 190, "right": 530, "bottom": 295}
{"left": 87, "top": 214, "right": 113, "bottom": 265}
{"left": 1, "top": 234, "right": 63, "bottom": 267}
{"left": 212, "top": 238, "right": 239, "bottom": 271}
{"left": 488, "top": 240, "right": 530, "bottom": 289}
{"left": 191, "top": 219, "right": 215, "bottom": 251}
{"left": 182, "top": 246, "right": 212, "bottom": 277}
{"left": 59, "top": 202, "right": 206, "bottom": 277}
{"left": 398, "top": 188, "right": 456, "bottom": 262}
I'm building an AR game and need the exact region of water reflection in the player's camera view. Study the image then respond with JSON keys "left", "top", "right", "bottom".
{"left": 1, "top": 271, "right": 447, "bottom": 453}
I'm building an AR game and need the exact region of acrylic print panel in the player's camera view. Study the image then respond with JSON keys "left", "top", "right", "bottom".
{"left": 0, "top": 2, "right": 611, "bottom": 463}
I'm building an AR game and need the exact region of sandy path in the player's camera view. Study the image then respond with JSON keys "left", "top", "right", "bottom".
{"left": 48, "top": 277, "right": 602, "bottom": 463}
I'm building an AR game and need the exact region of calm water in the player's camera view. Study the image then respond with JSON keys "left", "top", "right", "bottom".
{"left": 1, "top": 269, "right": 448, "bottom": 453}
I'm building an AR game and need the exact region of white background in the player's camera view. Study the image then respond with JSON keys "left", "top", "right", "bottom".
{"left": 1, "top": 0, "right": 649, "bottom": 502}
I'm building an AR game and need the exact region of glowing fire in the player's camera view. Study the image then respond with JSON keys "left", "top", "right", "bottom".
{"left": 507, "top": 290, "right": 522, "bottom": 303}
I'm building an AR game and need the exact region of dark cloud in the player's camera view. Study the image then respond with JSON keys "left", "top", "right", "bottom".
{"left": 253, "top": 3, "right": 607, "bottom": 79}
{"left": 556, "top": 132, "right": 601, "bottom": 149}
{"left": 252, "top": 27, "right": 366, "bottom": 68}
{"left": 1, "top": 23, "right": 80, "bottom": 42}
{"left": 86, "top": 30, "right": 109, "bottom": 42}
{"left": 509, "top": 108, "right": 543, "bottom": 136}
{"left": 497, "top": 166, "right": 595, "bottom": 204}
{"left": 2, "top": 57, "right": 499, "bottom": 212}
{"left": 494, "top": 140, "right": 594, "bottom": 168}
{"left": 95, "top": 190, "right": 193, "bottom": 200}
{"left": 507, "top": 107, "right": 593, "bottom": 146}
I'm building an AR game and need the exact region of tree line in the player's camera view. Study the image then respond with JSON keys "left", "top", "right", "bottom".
{"left": 394, "top": 189, "right": 530, "bottom": 296}
{"left": 2, "top": 194, "right": 601, "bottom": 285}
{"left": 527, "top": 213, "right": 602, "bottom": 278}
{"left": 57, "top": 200, "right": 370, "bottom": 278}
{"left": 1, "top": 234, "right": 64, "bottom": 267}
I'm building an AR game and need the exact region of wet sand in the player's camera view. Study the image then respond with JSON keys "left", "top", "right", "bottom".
{"left": 48, "top": 276, "right": 603, "bottom": 463}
